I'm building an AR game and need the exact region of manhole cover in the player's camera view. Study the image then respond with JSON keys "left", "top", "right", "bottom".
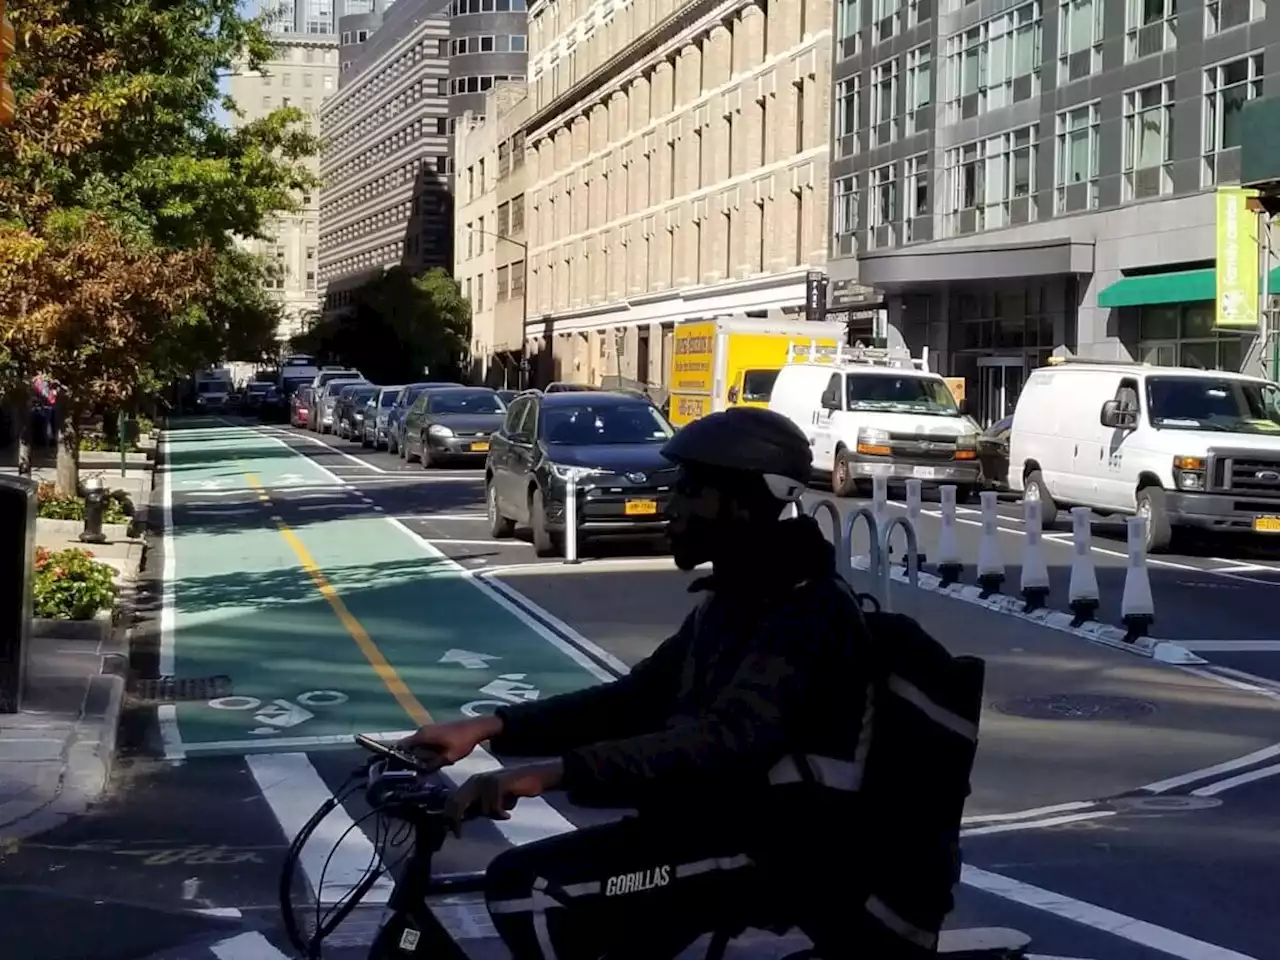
{"left": 129, "top": 675, "right": 232, "bottom": 703}
{"left": 1109, "top": 795, "right": 1222, "bottom": 812}
{"left": 993, "top": 694, "right": 1156, "bottom": 721}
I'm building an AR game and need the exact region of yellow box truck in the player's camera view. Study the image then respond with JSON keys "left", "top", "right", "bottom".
{"left": 668, "top": 314, "right": 847, "bottom": 427}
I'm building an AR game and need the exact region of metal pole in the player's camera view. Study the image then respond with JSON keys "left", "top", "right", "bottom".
{"left": 1264, "top": 215, "right": 1277, "bottom": 379}
{"left": 563, "top": 475, "right": 580, "bottom": 564}
{"left": 117, "top": 409, "right": 126, "bottom": 478}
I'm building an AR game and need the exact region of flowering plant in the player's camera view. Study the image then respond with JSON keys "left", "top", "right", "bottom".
{"left": 32, "top": 547, "right": 118, "bottom": 620}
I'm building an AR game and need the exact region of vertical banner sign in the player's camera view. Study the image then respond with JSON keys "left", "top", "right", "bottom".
{"left": 1215, "top": 186, "right": 1260, "bottom": 329}
{"left": 805, "top": 270, "right": 828, "bottom": 323}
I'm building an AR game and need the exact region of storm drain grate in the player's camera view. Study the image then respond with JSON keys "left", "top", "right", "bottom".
{"left": 992, "top": 694, "right": 1156, "bottom": 722}
{"left": 129, "top": 675, "right": 232, "bottom": 703}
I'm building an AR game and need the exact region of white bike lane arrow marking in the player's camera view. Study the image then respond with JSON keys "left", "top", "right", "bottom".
{"left": 438, "top": 649, "right": 500, "bottom": 669}
{"left": 206, "top": 690, "right": 350, "bottom": 735}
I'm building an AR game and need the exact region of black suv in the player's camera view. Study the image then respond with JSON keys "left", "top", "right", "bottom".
{"left": 484, "top": 391, "right": 676, "bottom": 557}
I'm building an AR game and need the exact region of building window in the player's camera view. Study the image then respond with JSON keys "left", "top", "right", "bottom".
{"left": 1125, "top": 0, "right": 1176, "bottom": 61}
{"left": 867, "top": 163, "right": 897, "bottom": 250}
{"left": 837, "top": 0, "right": 862, "bottom": 48}
{"left": 903, "top": 154, "right": 929, "bottom": 242}
{"left": 945, "top": 2, "right": 1042, "bottom": 123}
{"left": 1137, "top": 303, "right": 1247, "bottom": 371}
{"left": 870, "top": 58, "right": 899, "bottom": 147}
{"left": 944, "top": 124, "right": 1037, "bottom": 235}
{"left": 1203, "top": 53, "right": 1263, "bottom": 186}
{"left": 832, "top": 175, "right": 860, "bottom": 256}
{"left": 1206, "top": 0, "right": 1263, "bottom": 35}
{"left": 873, "top": 0, "right": 901, "bottom": 44}
{"left": 908, "top": 0, "right": 933, "bottom": 27}
{"left": 835, "top": 76, "right": 860, "bottom": 155}
{"left": 1055, "top": 101, "right": 1100, "bottom": 213}
{"left": 1058, "top": 0, "right": 1103, "bottom": 84}
{"left": 905, "top": 45, "right": 931, "bottom": 135}
{"left": 1123, "top": 81, "right": 1174, "bottom": 200}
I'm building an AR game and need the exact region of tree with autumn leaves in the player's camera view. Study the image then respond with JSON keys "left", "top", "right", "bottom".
{"left": 0, "top": 0, "right": 319, "bottom": 490}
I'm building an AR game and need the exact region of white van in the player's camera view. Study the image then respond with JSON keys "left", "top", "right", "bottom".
{"left": 769, "top": 344, "right": 982, "bottom": 499}
{"left": 1008, "top": 358, "right": 1280, "bottom": 550}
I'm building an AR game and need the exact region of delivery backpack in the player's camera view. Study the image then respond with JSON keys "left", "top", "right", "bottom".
{"left": 848, "top": 589, "right": 986, "bottom": 956}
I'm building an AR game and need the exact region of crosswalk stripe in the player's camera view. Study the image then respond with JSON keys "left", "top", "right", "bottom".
{"left": 247, "top": 751, "right": 395, "bottom": 904}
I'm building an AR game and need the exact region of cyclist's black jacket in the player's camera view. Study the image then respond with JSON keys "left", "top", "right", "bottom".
{"left": 491, "top": 515, "right": 872, "bottom": 818}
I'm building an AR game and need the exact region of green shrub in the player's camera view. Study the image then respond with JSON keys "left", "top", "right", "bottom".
{"left": 33, "top": 547, "right": 118, "bottom": 620}
{"left": 36, "top": 482, "right": 131, "bottom": 523}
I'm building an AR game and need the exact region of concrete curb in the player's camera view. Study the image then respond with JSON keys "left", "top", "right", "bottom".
{"left": 30, "top": 609, "right": 113, "bottom": 644}
{"left": 35, "top": 517, "right": 133, "bottom": 542}
{"left": 850, "top": 555, "right": 1205, "bottom": 666}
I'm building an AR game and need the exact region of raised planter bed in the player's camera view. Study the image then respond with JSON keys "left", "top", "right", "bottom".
{"left": 31, "top": 607, "right": 114, "bottom": 644}
{"left": 79, "top": 451, "right": 152, "bottom": 469}
{"left": 35, "top": 517, "right": 134, "bottom": 542}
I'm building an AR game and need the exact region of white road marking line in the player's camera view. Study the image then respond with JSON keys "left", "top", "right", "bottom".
{"left": 210, "top": 931, "right": 291, "bottom": 960}
{"left": 1139, "top": 741, "right": 1280, "bottom": 794}
{"left": 961, "top": 800, "right": 1097, "bottom": 824}
{"left": 1027, "top": 955, "right": 1101, "bottom": 960}
{"left": 159, "top": 434, "right": 177, "bottom": 679}
{"left": 254, "top": 432, "right": 353, "bottom": 486}
{"left": 442, "top": 745, "right": 577, "bottom": 846}
{"left": 196, "top": 907, "right": 243, "bottom": 918}
{"left": 182, "top": 508, "right": 261, "bottom": 517}
{"left": 288, "top": 432, "right": 389, "bottom": 473}
{"left": 395, "top": 513, "right": 488, "bottom": 521}
{"left": 247, "top": 752, "right": 394, "bottom": 904}
{"left": 960, "top": 810, "right": 1116, "bottom": 837}
{"left": 183, "top": 731, "right": 416, "bottom": 754}
{"left": 1190, "top": 761, "right": 1280, "bottom": 797}
{"left": 479, "top": 572, "right": 633, "bottom": 675}
{"left": 431, "top": 538, "right": 531, "bottom": 547}
{"left": 1177, "top": 640, "right": 1280, "bottom": 652}
{"left": 1177, "top": 665, "right": 1280, "bottom": 704}
{"left": 1209, "top": 556, "right": 1280, "bottom": 571}
{"left": 385, "top": 518, "right": 617, "bottom": 683}
{"left": 961, "top": 865, "right": 1262, "bottom": 959}
{"left": 1202, "top": 664, "right": 1280, "bottom": 693}
{"left": 158, "top": 704, "right": 186, "bottom": 762}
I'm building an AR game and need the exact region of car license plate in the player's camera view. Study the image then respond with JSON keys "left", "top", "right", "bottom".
{"left": 913, "top": 466, "right": 938, "bottom": 479}
{"left": 470, "top": 442, "right": 490, "bottom": 453}
{"left": 1254, "top": 515, "right": 1280, "bottom": 532}
{"left": 625, "top": 499, "right": 658, "bottom": 516}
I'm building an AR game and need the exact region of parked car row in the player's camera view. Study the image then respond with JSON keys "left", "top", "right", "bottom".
{"left": 286, "top": 380, "right": 678, "bottom": 558}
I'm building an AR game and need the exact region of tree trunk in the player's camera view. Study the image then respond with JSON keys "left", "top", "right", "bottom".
{"left": 12, "top": 397, "right": 33, "bottom": 477}
{"left": 55, "top": 406, "right": 79, "bottom": 497}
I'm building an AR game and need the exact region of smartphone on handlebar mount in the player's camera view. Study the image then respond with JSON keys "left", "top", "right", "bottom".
{"left": 353, "top": 734, "right": 441, "bottom": 773}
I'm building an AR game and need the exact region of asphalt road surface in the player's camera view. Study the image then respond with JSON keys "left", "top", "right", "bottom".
{"left": 1, "top": 416, "right": 1277, "bottom": 960}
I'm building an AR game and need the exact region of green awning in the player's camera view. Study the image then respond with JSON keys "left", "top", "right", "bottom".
{"left": 1098, "top": 266, "right": 1280, "bottom": 308}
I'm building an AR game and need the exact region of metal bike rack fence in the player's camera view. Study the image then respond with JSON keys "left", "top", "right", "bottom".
{"left": 808, "top": 498, "right": 921, "bottom": 612}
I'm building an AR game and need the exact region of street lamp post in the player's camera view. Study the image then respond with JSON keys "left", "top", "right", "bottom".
{"left": 467, "top": 226, "right": 528, "bottom": 390}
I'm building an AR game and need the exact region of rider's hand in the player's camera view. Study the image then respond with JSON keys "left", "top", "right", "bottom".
{"left": 443, "top": 761, "right": 564, "bottom": 837}
{"left": 399, "top": 715, "right": 503, "bottom": 765}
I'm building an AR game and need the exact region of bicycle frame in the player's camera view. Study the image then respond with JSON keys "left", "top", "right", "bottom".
{"left": 365, "top": 808, "right": 487, "bottom": 960}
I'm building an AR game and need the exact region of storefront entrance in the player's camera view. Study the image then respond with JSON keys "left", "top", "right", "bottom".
{"left": 977, "top": 356, "right": 1025, "bottom": 426}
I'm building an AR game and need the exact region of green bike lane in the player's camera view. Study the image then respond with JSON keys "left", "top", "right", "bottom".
{"left": 163, "top": 422, "right": 608, "bottom": 757}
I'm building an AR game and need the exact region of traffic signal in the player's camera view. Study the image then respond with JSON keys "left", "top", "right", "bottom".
{"left": 0, "top": 0, "right": 14, "bottom": 128}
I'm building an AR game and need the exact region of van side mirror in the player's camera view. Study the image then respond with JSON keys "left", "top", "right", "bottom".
{"left": 727, "top": 385, "right": 740, "bottom": 404}
{"left": 1101, "top": 400, "right": 1136, "bottom": 429}
{"left": 821, "top": 388, "right": 840, "bottom": 411}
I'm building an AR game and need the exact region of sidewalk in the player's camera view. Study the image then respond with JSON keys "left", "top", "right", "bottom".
{"left": 0, "top": 465, "right": 151, "bottom": 842}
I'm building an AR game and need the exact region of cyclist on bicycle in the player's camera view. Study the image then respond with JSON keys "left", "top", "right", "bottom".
{"left": 401, "top": 407, "right": 878, "bottom": 958}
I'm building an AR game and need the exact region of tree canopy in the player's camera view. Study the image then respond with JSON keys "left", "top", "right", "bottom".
{"left": 0, "top": 0, "right": 319, "bottom": 486}
{"left": 293, "top": 267, "right": 471, "bottom": 384}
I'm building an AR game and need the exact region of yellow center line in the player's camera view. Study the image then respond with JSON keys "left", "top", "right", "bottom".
{"left": 243, "top": 472, "right": 432, "bottom": 726}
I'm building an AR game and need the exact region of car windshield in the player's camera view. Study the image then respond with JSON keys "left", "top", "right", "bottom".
{"left": 742, "top": 369, "right": 779, "bottom": 403}
{"left": 350, "top": 388, "right": 377, "bottom": 403}
{"left": 197, "top": 381, "right": 227, "bottom": 394}
{"left": 1146, "top": 376, "right": 1280, "bottom": 434}
{"left": 541, "top": 403, "right": 674, "bottom": 445}
{"left": 428, "top": 390, "right": 504, "bottom": 414}
{"left": 380, "top": 391, "right": 398, "bottom": 407}
{"left": 846, "top": 374, "right": 960, "bottom": 416}
{"left": 401, "top": 387, "right": 428, "bottom": 406}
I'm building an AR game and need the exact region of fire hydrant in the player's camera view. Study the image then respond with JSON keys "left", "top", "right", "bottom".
{"left": 79, "top": 475, "right": 109, "bottom": 545}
